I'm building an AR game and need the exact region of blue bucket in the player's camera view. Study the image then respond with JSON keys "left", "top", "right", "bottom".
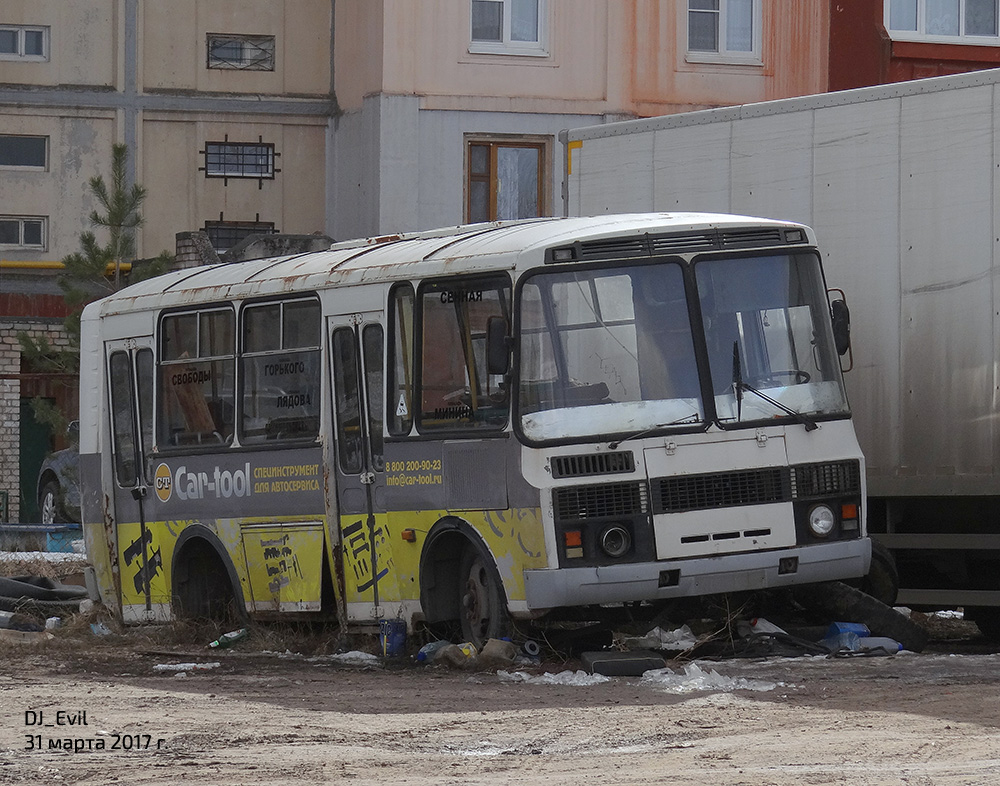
{"left": 379, "top": 619, "right": 407, "bottom": 657}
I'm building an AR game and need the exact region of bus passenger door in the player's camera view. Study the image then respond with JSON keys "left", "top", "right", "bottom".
{"left": 105, "top": 337, "right": 163, "bottom": 622}
{"left": 329, "top": 314, "right": 395, "bottom": 620}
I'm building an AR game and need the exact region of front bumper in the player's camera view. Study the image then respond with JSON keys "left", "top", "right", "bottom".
{"left": 523, "top": 538, "right": 871, "bottom": 610}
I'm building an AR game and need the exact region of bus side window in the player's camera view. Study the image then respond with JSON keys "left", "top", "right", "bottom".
{"left": 362, "top": 324, "right": 384, "bottom": 470}
{"left": 387, "top": 284, "right": 414, "bottom": 435}
{"left": 158, "top": 308, "right": 236, "bottom": 447}
{"left": 332, "top": 327, "right": 364, "bottom": 474}
{"left": 240, "top": 298, "right": 321, "bottom": 444}
{"left": 418, "top": 275, "right": 511, "bottom": 432}
{"left": 109, "top": 351, "right": 139, "bottom": 486}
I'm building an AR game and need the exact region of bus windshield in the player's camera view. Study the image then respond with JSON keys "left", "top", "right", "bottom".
{"left": 518, "top": 261, "right": 703, "bottom": 441}
{"left": 696, "top": 253, "right": 849, "bottom": 428}
{"left": 517, "top": 252, "right": 849, "bottom": 442}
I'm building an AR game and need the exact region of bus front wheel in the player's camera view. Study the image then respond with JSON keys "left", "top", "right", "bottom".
{"left": 458, "top": 544, "right": 510, "bottom": 648}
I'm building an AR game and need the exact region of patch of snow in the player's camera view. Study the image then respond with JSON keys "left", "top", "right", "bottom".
{"left": 640, "top": 662, "right": 782, "bottom": 693}
{"left": 328, "top": 651, "right": 381, "bottom": 666}
{"left": 498, "top": 669, "right": 611, "bottom": 686}
{"left": 153, "top": 662, "right": 221, "bottom": 672}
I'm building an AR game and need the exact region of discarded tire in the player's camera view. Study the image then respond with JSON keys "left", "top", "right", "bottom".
{"left": 0, "top": 576, "right": 87, "bottom": 618}
{"left": 793, "top": 580, "right": 928, "bottom": 653}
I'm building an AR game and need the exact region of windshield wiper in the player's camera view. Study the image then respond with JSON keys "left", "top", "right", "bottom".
{"left": 607, "top": 412, "right": 702, "bottom": 449}
{"left": 731, "top": 341, "right": 818, "bottom": 432}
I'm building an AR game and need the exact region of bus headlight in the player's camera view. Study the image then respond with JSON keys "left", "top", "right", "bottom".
{"left": 600, "top": 526, "right": 632, "bottom": 558}
{"left": 808, "top": 505, "right": 836, "bottom": 537}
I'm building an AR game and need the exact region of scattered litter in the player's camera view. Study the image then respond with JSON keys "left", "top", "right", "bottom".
{"left": 478, "top": 638, "right": 518, "bottom": 669}
{"left": 44, "top": 617, "right": 62, "bottom": 630}
{"left": 498, "top": 669, "right": 612, "bottom": 686}
{"left": 749, "top": 618, "right": 787, "bottom": 635}
{"left": 932, "top": 610, "right": 965, "bottom": 620}
{"left": 79, "top": 599, "right": 94, "bottom": 614}
{"left": 622, "top": 625, "right": 698, "bottom": 651}
{"left": 416, "top": 640, "right": 451, "bottom": 663}
{"left": 328, "top": 651, "right": 381, "bottom": 666}
{"left": 89, "top": 622, "right": 112, "bottom": 636}
{"left": 208, "top": 628, "right": 248, "bottom": 649}
{"left": 433, "top": 642, "right": 479, "bottom": 669}
{"left": 640, "top": 662, "right": 782, "bottom": 693}
{"left": 153, "top": 662, "right": 222, "bottom": 672}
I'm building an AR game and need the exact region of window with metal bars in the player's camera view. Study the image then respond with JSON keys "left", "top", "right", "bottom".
{"left": 207, "top": 34, "right": 275, "bottom": 70}
{"left": 203, "top": 141, "right": 276, "bottom": 180}
{"left": 203, "top": 219, "right": 275, "bottom": 253}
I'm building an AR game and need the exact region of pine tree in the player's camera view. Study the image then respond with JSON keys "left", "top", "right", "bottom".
{"left": 19, "top": 143, "right": 173, "bottom": 433}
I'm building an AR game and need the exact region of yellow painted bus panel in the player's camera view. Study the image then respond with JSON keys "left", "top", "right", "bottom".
{"left": 117, "top": 521, "right": 173, "bottom": 610}
{"left": 339, "top": 507, "right": 546, "bottom": 609}
{"left": 241, "top": 523, "right": 325, "bottom": 612}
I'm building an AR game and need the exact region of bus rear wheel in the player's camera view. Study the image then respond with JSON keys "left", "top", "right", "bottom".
{"left": 458, "top": 544, "right": 510, "bottom": 649}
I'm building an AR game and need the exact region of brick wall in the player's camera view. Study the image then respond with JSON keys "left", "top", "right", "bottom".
{"left": 0, "top": 319, "right": 74, "bottom": 523}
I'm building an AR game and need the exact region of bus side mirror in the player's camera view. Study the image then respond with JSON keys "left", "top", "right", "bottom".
{"left": 831, "top": 299, "right": 851, "bottom": 356}
{"left": 486, "top": 316, "right": 510, "bottom": 375}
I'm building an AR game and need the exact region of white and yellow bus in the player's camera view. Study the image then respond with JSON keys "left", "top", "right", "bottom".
{"left": 80, "top": 213, "right": 869, "bottom": 645}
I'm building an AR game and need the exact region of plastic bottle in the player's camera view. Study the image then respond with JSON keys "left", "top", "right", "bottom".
{"left": 820, "top": 631, "right": 861, "bottom": 652}
{"left": 208, "top": 628, "right": 249, "bottom": 649}
{"left": 750, "top": 617, "right": 787, "bottom": 635}
{"left": 858, "top": 636, "right": 902, "bottom": 653}
{"left": 415, "top": 640, "right": 451, "bottom": 663}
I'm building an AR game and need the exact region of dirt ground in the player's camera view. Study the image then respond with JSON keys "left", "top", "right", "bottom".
{"left": 1, "top": 614, "right": 999, "bottom": 786}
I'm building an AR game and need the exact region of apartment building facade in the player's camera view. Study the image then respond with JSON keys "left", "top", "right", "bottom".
{"left": 0, "top": 0, "right": 831, "bottom": 521}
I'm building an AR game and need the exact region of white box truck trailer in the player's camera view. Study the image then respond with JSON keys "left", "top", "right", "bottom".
{"left": 563, "top": 68, "right": 1000, "bottom": 638}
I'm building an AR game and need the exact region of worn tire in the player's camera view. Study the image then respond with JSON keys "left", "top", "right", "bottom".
{"left": 861, "top": 539, "right": 899, "bottom": 608}
{"left": 793, "top": 580, "right": 928, "bottom": 652}
{"left": 458, "top": 543, "right": 510, "bottom": 649}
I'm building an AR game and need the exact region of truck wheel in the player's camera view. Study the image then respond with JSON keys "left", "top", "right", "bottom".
{"left": 458, "top": 543, "right": 510, "bottom": 649}
{"left": 794, "top": 580, "right": 928, "bottom": 652}
{"left": 965, "top": 607, "right": 1000, "bottom": 641}
{"left": 861, "top": 540, "right": 899, "bottom": 607}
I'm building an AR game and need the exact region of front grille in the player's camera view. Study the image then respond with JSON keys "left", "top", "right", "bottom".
{"left": 653, "top": 468, "right": 790, "bottom": 514}
{"left": 792, "top": 460, "right": 862, "bottom": 497}
{"left": 553, "top": 481, "right": 648, "bottom": 522}
{"left": 551, "top": 451, "right": 635, "bottom": 479}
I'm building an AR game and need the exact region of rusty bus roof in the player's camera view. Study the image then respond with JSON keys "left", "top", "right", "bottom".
{"left": 86, "top": 212, "right": 802, "bottom": 319}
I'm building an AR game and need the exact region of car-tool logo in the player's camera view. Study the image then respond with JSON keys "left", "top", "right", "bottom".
{"left": 154, "top": 463, "right": 173, "bottom": 502}
{"left": 152, "top": 462, "right": 252, "bottom": 503}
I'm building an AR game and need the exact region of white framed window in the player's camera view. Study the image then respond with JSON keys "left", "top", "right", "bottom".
{"left": 202, "top": 141, "right": 277, "bottom": 180}
{"left": 470, "top": 0, "right": 548, "bottom": 56}
{"left": 0, "top": 25, "right": 49, "bottom": 61}
{"left": 0, "top": 135, "right": 47, "bottom": 170}
{"left": 207, "top": 34, "right": 275, "bottom": 70}
{"left": 687, "top": 0, "right": 762, "bottom": 65}
{"left": 886, "top": 0, "right": 1000, "bottom": 43}
{"left": 0, "top": 216, "right": 46, "bottom": 249}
